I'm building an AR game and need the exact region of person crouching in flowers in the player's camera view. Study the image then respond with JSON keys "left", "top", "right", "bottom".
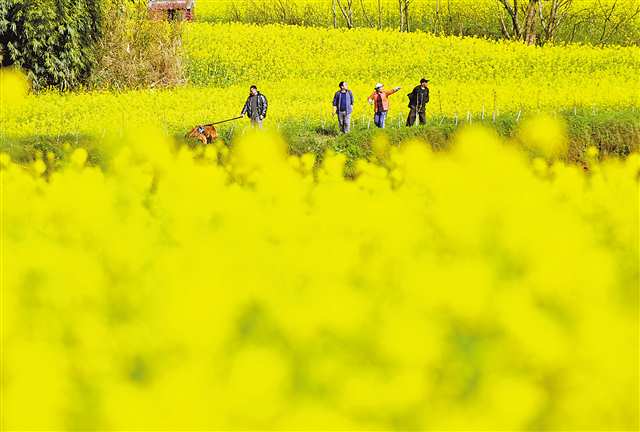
{"left": 368, "top": 83, "right": 400, "bottom": 128}
{"left": 332, "top": 81, "right": 355, "bottom": 133}
{"left": 241, "top": 85, "right": 268, "bottom": 128}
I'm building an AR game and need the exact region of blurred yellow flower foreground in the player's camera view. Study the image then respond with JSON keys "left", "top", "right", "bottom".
{"left": 2, "top": 123, "right": 638, "bottom": 430}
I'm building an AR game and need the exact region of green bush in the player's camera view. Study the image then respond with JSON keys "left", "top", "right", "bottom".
{"left": 0, "top": 0, "right": 105, "bottom": 90}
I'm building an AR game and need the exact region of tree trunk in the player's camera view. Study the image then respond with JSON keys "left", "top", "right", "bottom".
{"left": 332, "top": 0, "right": 337, "bottom": 28}
{"left": 404, "top": 0, "right": 410, "bottom": 32}
{"left": 348, "top": 0, "right": 353, "bottom": 27}
{"left": 398, "top": 0, "right": 411, "bottom": 31}
{"left": 523, "top": 0, "right": 539, "bottom": 44}
{"left": 499, "top": 0, "right": 575, "bottom": 45}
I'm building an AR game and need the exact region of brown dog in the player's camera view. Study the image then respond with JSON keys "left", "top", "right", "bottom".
{"left": 187, "top": 125, "right": 219, "bottom": 145}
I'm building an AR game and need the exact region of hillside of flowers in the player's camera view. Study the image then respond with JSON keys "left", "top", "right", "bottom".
{"left": 2, "top": 24, "right": 638, "bottom": 159}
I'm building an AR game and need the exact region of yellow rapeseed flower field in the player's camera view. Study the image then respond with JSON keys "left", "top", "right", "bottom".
{"left": 1, "top": 65, "right": 638, "bottom": 430}
{"left": 2, "top": 24, "right": 638, "bottom": 142}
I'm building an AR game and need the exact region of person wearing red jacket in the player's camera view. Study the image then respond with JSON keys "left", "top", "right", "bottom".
{"left": 368, "top": 83, "right": 401, "bottom": 128}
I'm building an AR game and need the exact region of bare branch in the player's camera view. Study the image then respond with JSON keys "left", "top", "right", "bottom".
{"left": 600, "top": 3, "right": 640, "bottom": 45}
{"left": 499, "top": 13, "right": 512, "bottom": 38}
{"left": 497, "top": 0, "right": 521, "bottom": 38}
{"left": 598, "top": 0, "right": 618, "bottom": 44}
{"left": 359, "top": 0, "right": 374, "bottom": 28}
{"left": 335, "top": 0, "right": 354, "bottom": 29}
{"left": 538, "top": 0, "right": 547, "bottom": 34}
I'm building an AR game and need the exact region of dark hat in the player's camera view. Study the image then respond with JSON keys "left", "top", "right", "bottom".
{"left": 420, "top": 78, "right": 430, "bottom": 84}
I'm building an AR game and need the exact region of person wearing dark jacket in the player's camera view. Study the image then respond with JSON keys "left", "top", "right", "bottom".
{"left": 332, "top": 81, "right": 354, "bottom": 133}
{"left": 406, "top": 78, "right": 430, "bottom": 126}
{"left": 241, "top": 85, "right": 268, "bottom": 128}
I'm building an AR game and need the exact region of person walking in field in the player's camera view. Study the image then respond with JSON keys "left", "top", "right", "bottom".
{"left": 368, "top": 83, "right": 401, "bottom": 128}
{"left": 332, "top": 81, "right": 354, "bottom": 133}
{"left": 406, "top": 78, "right": 430, "bottom": 126}
{"left": 241, "top": 85, "right": 268, "bottom": 128}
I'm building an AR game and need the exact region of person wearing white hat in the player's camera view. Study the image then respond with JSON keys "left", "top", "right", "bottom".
{"left": 368, "top": 83, "right": 401, "bottom": 128}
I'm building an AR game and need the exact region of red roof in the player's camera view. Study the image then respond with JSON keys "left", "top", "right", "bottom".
{"left": 148, "top": 0, "right": 194, "bottom": 10}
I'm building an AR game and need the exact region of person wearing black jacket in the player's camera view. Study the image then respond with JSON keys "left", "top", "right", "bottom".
{"left": 241, "top": 85, "right": 268, "bottom": 128}
{"left": 406, "top": 78, "right": 430, "bottom": 126}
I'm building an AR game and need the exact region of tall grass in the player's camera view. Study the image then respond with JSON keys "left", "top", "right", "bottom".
{"left": 88, "top": 2, "right": 185, "bottom": 90}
